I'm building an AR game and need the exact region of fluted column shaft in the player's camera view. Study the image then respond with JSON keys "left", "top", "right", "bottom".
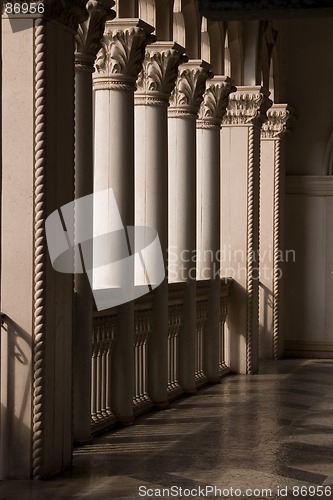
{"left": 135, "top": 42, "right": 187, "bottom": 406}
{"left": 93, "top": 18, "right": 155, "bottom": 423}
{"left": 168, "top": 60, "right": 212, "bottom": 392}
{"left": 221, "top": 86, "right": 272, "bottom": 374}
{"left": 260, "top": 104, "right": 295, "bottom": 360}
{"left": 196, "top": 76, "right": 235, "bottom": 382}
{"left": 73, "top": 0, "right": 115, "bottom": 444}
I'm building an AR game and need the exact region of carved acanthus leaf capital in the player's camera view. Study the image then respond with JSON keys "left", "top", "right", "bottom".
{"left": 75, "top": 0, "right": 116, "bottom": 71}
{"left": 136, "top": 42, "right": 188, "bottom": 105}
{"left": 47, "top": 0, "right": 88, "bottom": 33}
{"left": 94, "top": 18, "right": 156, "bottom": 90}
{"left": 222, "top": 86, "right": 272, "bottom": 127}
{"left": 261, "top": 104, "right": 296, "bottom": 139}
{"left": 197, "top": 76, "right": 236, "bottom": 129}
{"left": 169, "top": 60, "right": 213, "bottom": 118}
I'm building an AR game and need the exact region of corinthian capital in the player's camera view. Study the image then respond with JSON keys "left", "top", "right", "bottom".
{"left": 46, "top": 0, "right": 88, "bottom": 32}
{"left": 135, "top": 42, "right": 188, "bottom": 106}
{"left": 197, "top": 76, "right": 236, "bottom": 129}
{"left": 169, "top": 60, "right": 213, "bottom": 118}
{"left": 93, "top": 18, "right": 156, "bottom": 91}
{"left": 75, "top": 0, "right": 116, "bottom": 72}
{"left": 222, "top": 86, "right": 272, "bottom": 127}
{"left": 261, "top": 104, "right": 296, "bottom": 139}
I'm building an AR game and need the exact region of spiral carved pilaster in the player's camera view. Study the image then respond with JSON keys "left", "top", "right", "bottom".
{"left": 246, "top": 126, "right": 256, "bottom": 375}
{"left": 32, "top": 18, "right": 47, "bottom": 480}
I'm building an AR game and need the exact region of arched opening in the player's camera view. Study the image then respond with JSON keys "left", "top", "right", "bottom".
{"left": 208, "top": 21, "right": 224, "bottom": 75}
{"left": 269, "top": 58, "right": 275, "bottom": 102}
{"left": 264, "top": 22, "right": 280, "bottom": 100}
{"left": 182, "top": 0, "right": 201, "bottom": 59}
{"left": 115, "top": 0, "right": 138, "bottom": 18}
{"left": 173, "top": 0, "right": 186, "bottom": 48}
{"left": 260, "top": 39, "right": 270, "bottom": 91}
{"left": 155, "top": 0, "right": 173, "bottom": 41}
{"left": 226, "top": 21, "right": 243, "bottom": 84}
{"left": 139, "top": 0, "right": 156, "bottom": 29}
{"left": 201, "top": 17, "right": 210, "bottom": 64}
{"left": 224, "top": 28, "right": 232, "bottom": 77}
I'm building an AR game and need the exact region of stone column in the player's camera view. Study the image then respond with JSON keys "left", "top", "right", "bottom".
{"left": 93, "top": 19, "right": 155, "bottom": 424}
{"left": 220, "top": 86, "right": 272, "bottom": 375}
{"left": 260, "top": 104, "right": 295, "bottom": 359}
{"left": 135, "top": 42, "right": 187, "bottom": 406}
{"left": 73, "top": 0, "right": 115, "bottom": 444}
{"left": 1, "top": 2, "right": 88, "bottom": 479}
{"left": 168, "top": 60, "right": 212, "bottom": 393}
{"left": 196, "top": 76, "right": 235, "bottom": 382}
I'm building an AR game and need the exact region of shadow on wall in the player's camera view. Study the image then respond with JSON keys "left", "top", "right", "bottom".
{"left": 259, "top": 281, "right": 273, "bottom": 359}
{"left": 1, "top": 316, "right": 32, "bottom": 479}
{"left": 225, "top": 281, "right": 248, "bottom": 374}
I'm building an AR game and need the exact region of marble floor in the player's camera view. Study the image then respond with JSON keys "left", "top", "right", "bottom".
{"left": 1, "top": 359, "right": 333, "bottom": 499}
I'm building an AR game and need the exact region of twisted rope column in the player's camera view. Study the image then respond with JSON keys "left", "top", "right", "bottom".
{"left": 261, "top": 104, "right": 295, "bottom": 360}
{"left": 273, "top": 140, "right": 281, "bottom": 359}
{"left": 246, "top": 126, "right": 255, "bottom": 375}
{"left": 32, "top": 18, "right": 47, "bottom": 480}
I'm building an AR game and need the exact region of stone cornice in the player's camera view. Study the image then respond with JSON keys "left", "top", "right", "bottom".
{"left": 261, "top": 104, "right": 296, "bottom": 139}
{"left": 75, "top": 0, "right": 116, "bottom": 72}
{"left": 168, "top": 60, "right": 213, "bottom": 118}
{"left": 197, "top": 76, "right": 236, "bottom": 129}
{"left": 135, "top": 42, "right": 188, "bottom": 106}
{"left": 93, "top": 18, "right": 156, "bottom": 90}
{"left": 222, "top": 86, "right": 272, "bottom": 127}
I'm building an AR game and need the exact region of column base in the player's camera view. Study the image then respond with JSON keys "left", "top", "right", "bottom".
{"left": 153, "top": 400, "right": 170, "bottom": 410}
{"left": 73, "top": 436, "right": 93, "bottom": 446}
{"left": 208, "top": 376, "right": 221, "bottom": 384}
{"left": 182, "top": 388, "right": 197, "bottom": 396}
{"left": 119, "top": 416, "right": 135, "bottom": 426}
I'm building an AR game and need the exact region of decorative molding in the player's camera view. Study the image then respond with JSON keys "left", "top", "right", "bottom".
{"left": 197, "top": 76, "right": 236, "bottom": 129}
{"left": 136, "top": 42, "right": 187, "bottom": 106}
{"left": 48, "top": 0, "right": 88, "bottom": 33}
{"left": 261, "top": 103, "right": 296, "bottom": 139}
{"left": 94, "top": 18, "right": 156, "bottom": 91}
{"left": 75, "top": 0, "right": 116, "bottom": 72}
{"left": 168, "top": 59, "right": 213, "bottom": 118}
{"left": 286, "top": 175, "right": 333, "bottom": 195}
{"left": 32, "top": 18, "right": 47, "bottom": 480}
{"left": 222, "top": 86, "right": 272, "bottom": 127}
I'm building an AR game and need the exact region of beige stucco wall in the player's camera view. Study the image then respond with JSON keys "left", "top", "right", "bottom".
{"left": 285, "top": 178, "right": 333, "bottom": 356}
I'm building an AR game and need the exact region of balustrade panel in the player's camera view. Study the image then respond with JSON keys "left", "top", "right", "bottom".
{"left": 195, "top": 282, "right": 209, "bottom": 387}
{"left": 91, "top": 312, "right": 117, "bottom": 433}
{"left": 133, "top": 300, "right": 153, "bottom": 415}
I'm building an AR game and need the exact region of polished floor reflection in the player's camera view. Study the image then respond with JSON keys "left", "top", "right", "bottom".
{"left": 1, "top": 359, "right": 333, "bottom": 499}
